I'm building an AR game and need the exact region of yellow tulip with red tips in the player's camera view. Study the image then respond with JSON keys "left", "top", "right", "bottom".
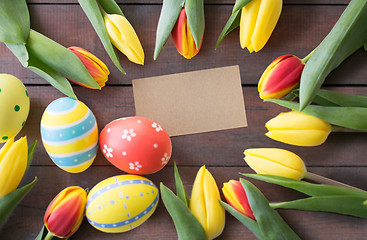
{"left": 240, "top": 0, "right": 282, "bottom": 52}
{"left": 68, "top": 47, "right": 110, "bottom": 89}
{"left": 244, "top": 148, "right": 307, "bottom": 180}
{"left": 172, "top": 8, "right": 202, "bottom": 59}
{"left": 189, "top": 166, "right": 225, "bottom": 240}
{"left": 104, "top": 13, "right": 144, "bottom": 65}
{"left": 0, "top": 137, "right": 28, "bottom": 197}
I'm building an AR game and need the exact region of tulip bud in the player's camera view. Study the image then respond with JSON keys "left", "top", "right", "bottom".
{"left": 222, "top": 180, "right": 255, "bottom": 220}
{"left": 104, "top": 13, "right": 144, "bottom": 65}
{"left": 265, "top": 110, "right": 331, "bottom": 146}
{"left": 68, "top": 47, "right": 110, "bottom": 89}
{"left": 244, "top": 148, "right": 307, "bottom": 180}
{"left": 189, "top": 166, "right": 225, "bottom": 240}
{"left": 240, "top": 0, "right": 282, "bottom": 52}
{"left": 171, "top": 8, "right": 202, "bottom": 59}
{"left": 44, "top": 186, "right": 87, "bottom": 238}
{"left": 258, "top": 55, "right": 305, "bottom": 99}
{"left": 0, "top": 137, "right": 27, "bottom": 197}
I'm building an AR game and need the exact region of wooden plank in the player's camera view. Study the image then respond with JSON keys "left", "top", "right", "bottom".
{"left": 17, "top": 85, "right": 367, "bottom": 167}
{"left": 1, "top": 4, "right": 366, "bottom": 85}
{"left": 0, "top": 166, "right": 366, "bottom": 239}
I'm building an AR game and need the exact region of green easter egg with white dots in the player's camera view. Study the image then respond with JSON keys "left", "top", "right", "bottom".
{"left": 0, "top": 74, "right": 30, "bottom": 142}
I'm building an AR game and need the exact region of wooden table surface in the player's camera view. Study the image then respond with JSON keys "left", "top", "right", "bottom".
{"left": 1, "top": 0, "right": 367, "bottom": 239}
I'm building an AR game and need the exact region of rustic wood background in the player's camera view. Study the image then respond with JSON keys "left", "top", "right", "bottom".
{"left": 1, "top": 0, "right": 367, "bottom": 239}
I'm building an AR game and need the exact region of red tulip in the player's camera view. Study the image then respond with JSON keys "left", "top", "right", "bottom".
{"left": 222, "top": 180, "right": 255, "bottom": 220}
{"left": 44, "top": 186, "right": 87, "bottom": 238}
{"left": 258, "top": 54, "right": 305, "bottom": 99}
{"left": 171, "top": 8, "right": 202, "bottom": 59}
{"left": 68, "top": 47, "right": 110, "bottom": 89}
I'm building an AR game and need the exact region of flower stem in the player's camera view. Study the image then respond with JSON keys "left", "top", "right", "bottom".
{"left": 301, "top": 49, "right": 315, "bottom": 64}
{"left": 305, "top": 172, "right": 366, "bottom": 192}
{"left": 43, "top": 232, "right": 54, "bottom": 240}
{"left": 331, "top": 125, "right": 367, "bottom": 132}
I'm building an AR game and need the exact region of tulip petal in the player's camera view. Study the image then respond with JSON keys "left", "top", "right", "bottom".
{"left": 266, "top": 129, "right": 329, "bottom": 146}
{"left": 0, "top": 137, "right": 14, "bottom": 164}
{"left": 239, "top": 0, "right": 261, "bottom": 51}
{"left": 190, "top": 166, "right": 207, "bottom": 229}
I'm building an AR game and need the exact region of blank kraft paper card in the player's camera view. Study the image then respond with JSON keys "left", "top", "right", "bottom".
{"left": 132, "top": 65, "right": 247, "bottom": 136}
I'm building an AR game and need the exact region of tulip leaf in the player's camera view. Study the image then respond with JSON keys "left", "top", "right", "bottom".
{"left": 315, "top": 89, "right": 367, "bottom": 108}
{"left": 78, "top": 0, "right": 126, "bottom": 74}
{"left": 266, "top": 98, "right": 367, "bottom": 131}
{"left": 240, "top": 179, "right": 301, "bottom": 240}
{"left": 5, "top": 43, "right": 29, "bottom": 67}
{"left": 299, "top": 0, "right": 367, "bottom": 110}
{"left": 0, "top": 177, "right": 37, "bottom": 226}
{"left": 364, "top": 42, "right": 367, "bottom": 51}
{"left": 97, "top": 0, "right": 124, "bottom": 16}
{"left": 160, "top": 183, "right": 207, "bottom": 240}
{"left": 0, "top": 0, "right": 30, "bottom": 44}
{"left": 154, "top": 0, "right": 184, "bottom": 60}
{"left": 233, "top": 0, "right": 253, "bottom": 14}
{"left": 271, "top": 195, "right": 367, "bottom": 219}
{"left": 35, "top": 225, "right": 66, "bottom": 240}
{"left": 174, "top": 163, "right": 190, "bottom": 207}
{"left": 215, "top": 10, "right": 241, "bottom": 50}
{"left": 26, "top": 30, "right": 100, "bottom": 89}
{"left": 185, "top": 0, "right": 204, "bottom": 50}
{"left": 219, "top": 200, "right": 266, "bottom": 239}
{"left": 243, "top": 174, "right": 367, "bottom": 199}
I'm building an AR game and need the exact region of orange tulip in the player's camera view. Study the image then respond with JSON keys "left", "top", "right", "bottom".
{"left": 68, "top": 47, "right": 110, "bottom": 89}
{"left": 171, "top": 8, "right": 202, "bottom": 59}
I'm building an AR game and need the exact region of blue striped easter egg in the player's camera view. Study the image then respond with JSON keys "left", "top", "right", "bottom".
{"left": 86, "top": 175, "right": 159, "bottom": 233}
{"left": 40, "top": 97, "right": 98, "bottom": 173}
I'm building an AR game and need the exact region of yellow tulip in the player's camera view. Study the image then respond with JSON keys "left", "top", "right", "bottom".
{"left": 244, "top": 148, "right": 307, "bottom": 180}
{"left": 104, "top": 14, "right": 144, "bottom": 65}
{"left": 240, "top": 0, "right": 282, "bottom": 53}
{"left": 0, "top": 137, "right": 28, "bottom": 197}
{"left": 190, "top": 166, "right": 225, "bottom": 240}
{"left": 266, "top": 110, "right": 332, "bottom": 146}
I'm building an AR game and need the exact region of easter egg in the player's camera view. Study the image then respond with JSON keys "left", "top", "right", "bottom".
{"left": 40, "top": 97, "right": 98, "bottom": 173}
{"left": 99, "top": 116, "right": 172, "bottom": 175}
{"left": 86, "top": 175, "right": 159, "bottom": 233}
{"left": 0, "top": 74, "right": 30, "bottom": 142}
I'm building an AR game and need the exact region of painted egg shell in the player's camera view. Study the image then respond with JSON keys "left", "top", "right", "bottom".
{"left": 40, "top": 97, "right": 98, "bottom": 173}
{"left": 0, "top": 74, "right": 30, "bottom": 143}
{"left": 86, "top": 175, "right": 159, "bottom": 233}
{"left": 100, "top": 116, "right": 172, "bottom": 175}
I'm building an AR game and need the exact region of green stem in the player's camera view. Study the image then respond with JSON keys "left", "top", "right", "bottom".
{"left": 43, "top": 232, "right": 54, "bottom": 240}
{"left": 301, "top": 49, "right": 315, "bottom": 64}
{"left": 331, "top": 125, "right": 367, "bottom": 132}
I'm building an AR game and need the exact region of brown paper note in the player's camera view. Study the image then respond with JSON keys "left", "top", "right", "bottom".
{"left": 132, "top": 65, "right": 247, "bottom": 136}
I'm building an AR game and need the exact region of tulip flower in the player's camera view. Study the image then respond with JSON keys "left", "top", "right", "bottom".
{"left": 190, "top": 166, "right": 225, "bottom": 240}
{"left": 265, "top": 110, "right": 332, "bottom": 146}
{"left": 240, "top": 0, "right": 282, "bottom": 52}
{"left": 244, "top": 148, "right": 307, "bottom": 180}
{"left": 258, "top": 55, "right": 305, "bottom": 99}
{"left": 68, "top": 47, "right": 110, "bottom": 89}
{"left": 172, "top": 8, "right": 202, "bottom": 59}
{"left": 43, "top": 186, "right": 87, "bottom": 239}
{"left": 0, "top": 137, "right": 27, "bottom": 198}
{"left": 222, "top": 180, "right": 255, "bottom": 220}
{"left": 104, "top": 13, "right": 144, "bottom": 65}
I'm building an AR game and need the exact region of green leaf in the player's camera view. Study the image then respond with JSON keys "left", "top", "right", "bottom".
{"left": 271, "top": 195, "right": 367, "bottom": 219}
{"left": 266, "top": 98, "right": 367, "bottom": 131}
{"left": 154, "top": 0, "right": 185, "bottom": 60}
{"left": 0, "top": 0, "right": 30, "bottom": 44}
{"left": 78, "top": 0, "right": 125, "bottom": 74}
{"left": 97, "top": 0, "right": 124, "bottom": 16}
{"left": 220, "top": 200, "right": 265, "bottom": 239}
{"left": 299, "top": 0, "right": 367, "bottom": 110}
{"left": 364, "top": 41, "right": 367, "bottom": 51}
{"left": 0, "top": 177, "right": 37, "bottom": 226}
{"left": 5, "top": 43, "right": 29, "bottom": 67}
{"left": 315, "top": 89, "right": 367, "bottom": 108}
{"left": 288, "top": 89, "right": 339, "bottom": 107}
{"left": 174, "top": 163, "right": 190, "bottom": 207}
{"left": 185, "top": 0, "right": 204, "bottom": 50}
{"left": 233, "top": 0, "right": 253, "bottom": 14}
{"left": 25, "top": 140, "right": 37, "bottom": 175}
{"left": 240, "top": 179, "right": 301, "bottom": 240}
{"left": 215, "top": 10, "right": 241, "bottom": 50}
{"left": 26, "top": 30, "right": 100, "bottom": 89}
{"left": 160, "top": 183, "right": 207, "bottom": 240}
{"left": 35, "top": 225, "right": 47, "bottom": 240}
{"left": 243, "top": 174, "right": 367, "bottom": 199}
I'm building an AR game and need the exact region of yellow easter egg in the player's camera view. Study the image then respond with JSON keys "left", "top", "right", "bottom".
{"left": 0, "top": 74, "right": 30, "bottom": 142}
{"left": 86, "top": 175, "right": 159, "bottom": 233}
{"left": 40, "top": 97, "right": 98, "bottom": 173}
